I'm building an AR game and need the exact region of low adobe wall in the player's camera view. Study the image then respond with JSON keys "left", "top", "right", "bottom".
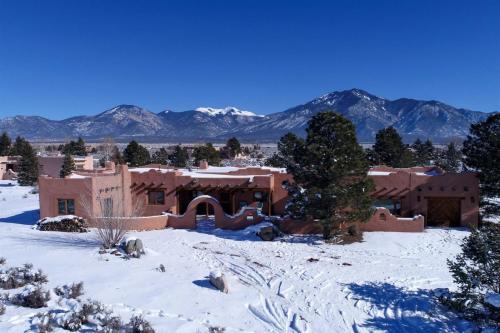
{"left": 277, "top": 208, "right": 425, "bottom": 234}
{"left": 89, "top": 215, "right": 168, "bottom": 231}
{"left": 360, "top": 208, "right": 425, "bottom": 232}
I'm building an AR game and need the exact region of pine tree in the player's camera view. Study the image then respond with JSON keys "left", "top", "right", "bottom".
{"left": 462, "top": 114, "right": 500, "bottom": 217}
{"left": 62, "top": 137, "right": 87, "bottom": 156}
{"left": 372, "top": 127, "right": 410, "bottom": 167}
{"left": 10, "top": 136, "right": 32, "bottom": 156}
{"left": 280, "top": 111, "right": 374, "bottom": 239}
{"left": 0, "top": 132, "right": 11, "bottom": 156}
{"left": 193, "top": 143, "right": 220, "bottom": 166}
{"left": 413, "top": 139, "right": 435, "bottom": 166}
{"left": 59, "top": 153, "right": 76, "bottom": 178}
{"left": 264, "top": 153, "right": 286, "bottom": 167}
{"left": 445, "top": 223, "right": 500, "bottom": 324}
{"left": 151, "top": 148, "right": 169, "bottom": 165}
{"left": 224, "top": 137, "right": 241, "bottom": 159}
{"left": 17, "top": 139, "right": 39, "bottom": 186}
{"left": 436, "top": 142, "right": 462, "bottom": 172}
{"left": 168, "top": 145, "right": 189, "bottom": 167}
{"left": 123, "top": 140, "right": 150, "bottom": 167}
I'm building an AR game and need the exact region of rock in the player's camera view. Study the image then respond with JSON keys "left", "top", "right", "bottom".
{"left": 158, "top": 264, "right": 166, "bottom": 272}
{"left": 123, "top": 238, "right": 145, "bottom": 258}
{"left": 209, "top": 271, "right": 228, "bottom": 293}
{"left": 258, "top": 226, "right": 275, "bottom": 241}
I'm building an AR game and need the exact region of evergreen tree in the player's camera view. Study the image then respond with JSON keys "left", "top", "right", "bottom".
{"left": 0, "top": 132, "right": 11, "bottom": 156}
{"left": 224, "top": 137, "right": 241, "bottom": 159}
{"left": 270, "top": 133, "right": 305, "bottom": 171}
{"left": 193, "top": 143, "right": 220, "bottom": 166}
{"left": 413, "top": 138, "right": 435, "bottom": 166}
{"left": 445, "top": 223, "right": 500, "bottom": 324}
{"left": 62, "top": 137, "right": 87, "bottom": 156}
{"left": 10, "top": 136, "right": 32, "bottom": 156}
{"left": 372, "top": 127, "right": 409, "bottom": 167}
{"left": 436, "top": 142, "right": 462, "bottom": 172}
{"left": 59, "top": 153, "right": 76, "bottom": 178}
{"left": 264, "top": 153, "right": 286, "bottom": 167}
{"left": 151, "top": 148, "right": 169, "bottom": 165}
{"left": 17, "top": 139, "right": 39, "bottom": 186}
{"left": 281, "top": 111, "right": 374, "bottom": 239}
{"left": 463, "top": 114, "right": 500, "bottom": 217}
{"left": 123, "top": 140, "right": 150, "bottom": 167}
{"left": 169, "top": 145, "right": 189, "bottom": 167}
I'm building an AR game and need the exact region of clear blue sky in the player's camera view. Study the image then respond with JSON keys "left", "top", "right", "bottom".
{"left": 1, "top": 0, "right": 499, "bottom": 119}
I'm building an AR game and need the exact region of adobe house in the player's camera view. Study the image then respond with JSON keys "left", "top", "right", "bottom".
{"left": 37, "top": 161, "right": 479, "bottom": 232}
{"left": 38, "top": 155, "right": 94, "bottom": 178}
{"left": 368, "top": 166, "right": 479, "bottom": 228}
{"left": 0, "top": 156, "right": 21, "bottom": 180}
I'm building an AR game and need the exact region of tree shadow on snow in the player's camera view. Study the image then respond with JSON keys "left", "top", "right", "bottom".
{"left": 8, "top": 233, "right": 100, "bottom": 249}
{"left": 344, "top": 282, "right": 474, "bottom": 333}
{"left": 0, "top": 209, "right": 39, "bottom": 225}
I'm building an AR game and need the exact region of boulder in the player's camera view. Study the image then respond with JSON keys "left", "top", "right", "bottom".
{"left": 123, "top": 238, "right": 145, "bottom": 258}
{"left": 209, "top": 271, "right": 228, "bottom": 293}
{"left": 257, "top": 226, "right": 276, "bottom": 241}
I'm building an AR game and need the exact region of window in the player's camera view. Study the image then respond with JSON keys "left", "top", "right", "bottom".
{"left": 57, "top": 199, "right": 75, "bottom": 215}
{"left": 148, "top": 191, "right": 165, "bottom": 205}
{"left": 372, "top": 199, "right": 401, "bottom": 215}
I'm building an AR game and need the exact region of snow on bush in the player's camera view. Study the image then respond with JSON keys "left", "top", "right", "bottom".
{"left": 0, "top": 257, "right": 5, "bottom": 265}
{"left": 54, "top": 282, "right": 84, "bottom": 299}
{"left": 0, "top": 263, "right": 48, "bottom": 289}
{"left": 128, "top": 314, "right": 156, "bottom": 333}
{"left": 34, "top": 215, "right": 88, "bottom": 233}
{"left": 9, "top": 284, "right": 51, "bottom": 308}
{"left": 0, "top": 302, "right": 5, "bottom": 316}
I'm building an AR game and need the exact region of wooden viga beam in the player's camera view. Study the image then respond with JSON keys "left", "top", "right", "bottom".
{"left": 132, "top": 182, "right": 146, "bottom": 191}
{"left": 377, "top": 187, "right": 398, "bottom": 198}
{"left": 388, "top": 187, "right": 410, "bottom": 199}
{"left": 371, "top": 187, "right": 387, "bottom": 196}
{"left": 136, "top": 182, "right": 155, "bottom": 195}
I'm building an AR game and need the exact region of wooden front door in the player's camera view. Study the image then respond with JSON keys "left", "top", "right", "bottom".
{"left": 426, "top": 198, "right": 461, "bottom": 227}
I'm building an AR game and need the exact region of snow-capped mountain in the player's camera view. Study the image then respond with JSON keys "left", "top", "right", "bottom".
{"left": 224, "top": 89, "right": 490, "bottom": 142}
{"left": 0, "top": 89, "right": 493, "bottom": 142}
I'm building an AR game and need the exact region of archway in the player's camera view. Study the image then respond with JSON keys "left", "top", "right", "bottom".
{"left": 195, "top": 202, "right": 216, "bottom": 231}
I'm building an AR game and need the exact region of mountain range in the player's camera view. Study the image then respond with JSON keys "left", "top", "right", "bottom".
{"left": 0, "top": 89, "right": 493, "bottom": 143}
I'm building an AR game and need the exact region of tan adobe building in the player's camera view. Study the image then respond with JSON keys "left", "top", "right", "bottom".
{"left": 38, "top": 155, "right": 94, "bottom": 178}
{"left": 37, "top": 161, "right": 479, "bottom": 232}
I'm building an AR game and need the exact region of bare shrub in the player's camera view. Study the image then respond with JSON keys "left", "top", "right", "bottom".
{"left": 0, "top": 302, "right": 5, "bottom": 316}
{"left": 61, "top": 312, "right": 83, "bottom": 332}
{"left": 80, "top": 182, "right": 144, "bottom": 249}
{"left": 98, "top": 313, "right": 122, "bottom": 332}
{"left": 208, "top": 326, "right": 226, "bottom": 333}
{"left": 79, "top": 299, "right": 106, "bottom": 324}
{"left": 0, "top": 257, "right": 5, "bottom": 265}
{"left": 10, "top": 285, "right": 50, "bottom": 308}
{"left": 0, "top": 263, "right": 48, "bottom": 289}
{"left": 54, "top": 282, "right": 84, "bottom": 299}
{"left": 33, "top": 312, "right": 54, "bottom": 333}
{"left": 127, "top": 315, "right": 155, "bottom": 333}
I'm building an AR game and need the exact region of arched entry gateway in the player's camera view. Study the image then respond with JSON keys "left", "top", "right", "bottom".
{"left": 166, "top": 195, "right": 265, "bottom": 230}
{"left": 195, "top": 202, "right": 216, "bottom": 231}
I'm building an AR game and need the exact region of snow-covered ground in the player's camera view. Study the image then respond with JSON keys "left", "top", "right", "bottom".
{"left": 0, "top": 180, "right": 479, "bottom": 332}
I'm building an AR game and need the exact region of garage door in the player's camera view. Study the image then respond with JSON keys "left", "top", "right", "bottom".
{"left": 426, "top": 198, "right": 461, "bottom": 227}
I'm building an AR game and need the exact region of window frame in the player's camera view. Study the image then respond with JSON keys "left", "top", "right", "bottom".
{"left": 148, "top": 190, "right": 165, "bottom": 205}
{"left": 57, "top": 198, "right": 75, "bottom": 215}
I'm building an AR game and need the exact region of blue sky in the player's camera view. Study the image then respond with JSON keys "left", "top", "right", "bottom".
{"left": 0, "top": 0, "right": 499, "bottom": 119}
